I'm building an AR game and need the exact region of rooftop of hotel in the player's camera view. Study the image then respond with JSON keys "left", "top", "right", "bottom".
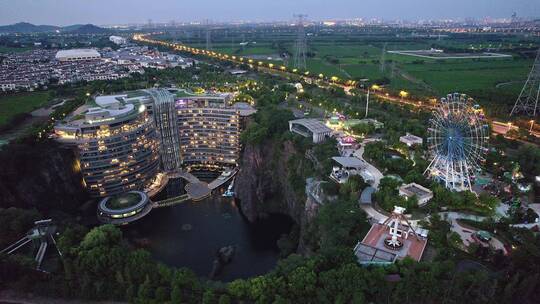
{"left": 57, "top": 94, "right": 146, "bottom": 128}
{"left": 171, "top": 88, "right": 232, "bottom": 99}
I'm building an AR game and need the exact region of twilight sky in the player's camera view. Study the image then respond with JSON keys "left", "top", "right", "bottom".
{"left": 0, "top": 0, "right": 539, "bottom": 26}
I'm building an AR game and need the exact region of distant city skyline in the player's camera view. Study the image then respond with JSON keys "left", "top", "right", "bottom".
{"left": 0, "top": 0, "right": 539, "bottom": 26}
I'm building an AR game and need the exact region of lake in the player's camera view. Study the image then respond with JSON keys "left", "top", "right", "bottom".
{"left": 123, "top": 178, "right": 293, "bottom": 281}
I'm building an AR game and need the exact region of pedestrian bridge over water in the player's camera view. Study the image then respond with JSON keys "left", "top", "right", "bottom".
{"left": 100, "top": 168, "right": 239, "bottom": 224}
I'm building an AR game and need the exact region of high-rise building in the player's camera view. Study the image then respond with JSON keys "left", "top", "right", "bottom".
{"left": 150, "top": 89, "right": 182, "bottom": 171}
{"left": 173, "top": 89, "right": 239, "bottom": 170}
{"left": 54, "top": 88, "right": 249, "bottom": 197}
{"left": 54, "top": 95, "right": 160, "bottom": 197}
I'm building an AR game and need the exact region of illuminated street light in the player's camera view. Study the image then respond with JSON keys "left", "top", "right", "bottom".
{"left": 399, "top": 90, "right": 409, "bottom": 98}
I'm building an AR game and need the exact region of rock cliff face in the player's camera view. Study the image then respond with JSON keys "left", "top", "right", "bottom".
{"left": 234, "top": 139, "right": 320, "bottom": 254}
{"left": 0, "top": 140, "right": 88, "bottom": 212}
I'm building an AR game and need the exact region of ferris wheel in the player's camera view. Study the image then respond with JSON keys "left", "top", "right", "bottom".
{"left": 424, "top": 93, "right": 489, "bottom": 192}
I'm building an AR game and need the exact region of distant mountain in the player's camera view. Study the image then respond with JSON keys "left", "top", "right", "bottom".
{"left": 0, "top": 22, "right": 109, "bottom": 34}
{"left": 0, "top": 22, "right": 59, "bottom": 33}
{"left": 63, "top": 24, "right": 110, "bottom": 34}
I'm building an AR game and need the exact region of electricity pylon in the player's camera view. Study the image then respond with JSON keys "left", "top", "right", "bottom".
{"left": 510, "top": 48, "right": 540, "bottom": 116}
{"left": 293, "top": 14, "right": 308, "bottom": 70}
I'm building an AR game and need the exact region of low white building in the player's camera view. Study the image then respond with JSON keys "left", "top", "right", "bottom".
{"left": 55, "top": 49, "right": 101, "bottom": 62}
{"left": 289, "top": 118, "right": 332, "bottom": 143}
{"left": 399, "top": 183, "right": 433, "bottom": 207}
{"left": 109, "top": 36, "right": 127, "bottom": 45}
{"left": 399, "top": 133, "right": 423, "bottom": 147}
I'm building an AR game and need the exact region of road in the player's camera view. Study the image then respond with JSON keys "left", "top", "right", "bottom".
{"left": 133, "top": 33, "right": 539, "bottom": 144}
{"left": 441, "top": 212, "right": 508, "bottom": 254}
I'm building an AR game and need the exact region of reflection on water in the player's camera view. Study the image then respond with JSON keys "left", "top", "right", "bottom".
{"left": 124, "top": 177, "right": 293, "bottom": 281}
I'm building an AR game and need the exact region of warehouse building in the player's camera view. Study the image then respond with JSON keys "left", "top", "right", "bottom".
{"left": 55, "top": 49, "right": 101, "bottom": 61}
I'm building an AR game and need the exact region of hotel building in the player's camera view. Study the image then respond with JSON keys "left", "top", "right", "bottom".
{"left": 54, "top": 95, "right": 160, "bottom": 197}
{"left": 174, "top": 90, "right": 239, "bottom": 170}
{"left": 54, "top": 88, "right": 248, "bottom": 198}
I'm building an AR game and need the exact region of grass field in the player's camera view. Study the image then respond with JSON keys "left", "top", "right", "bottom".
{"left": 398, "top": 59, "right": 532, "bottom": 96}
{"left": 179, "top": 34, "right": 537, "bottom": 108}
{"left": 0, "top": 91, "right": 52, "bottom": 127}
{"left": 0, "top": 46, "right": 33, "bottom": 54}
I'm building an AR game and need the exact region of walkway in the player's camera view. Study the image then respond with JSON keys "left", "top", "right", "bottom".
{"left": 353, "top": 138, "right": 384, "bottom": 189}
{"left": 153, "top": 194, "right": 190, "bottom": 208}
{"left": 168, "top": 170, "right": 201, "bottom": 183}
{"left": 440, "top": 212, "right": 508, "bottom": 254}
{"left": 208, "top": 168, "right": 239, "bottom": 190}
{"left": 351, "top": 138, "right": 387, "bottom": 221}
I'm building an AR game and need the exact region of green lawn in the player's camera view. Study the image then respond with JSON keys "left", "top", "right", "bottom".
{"left": 182, "top": 37, "right": 534, "bottom": 106}
{"left": 0, "top": 46, "right": 33, "bottom": 54}
{"left": 0, "top": 91, "right": 52, "bottom": 127}
{"left": 401, "top": 59, "right": 532, "bottom": 95}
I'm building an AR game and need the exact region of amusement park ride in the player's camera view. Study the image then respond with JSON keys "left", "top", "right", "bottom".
{"left": 425, "top": 93, "right": 489, "bottom": 192}
{"left": 381, "top": 206, "right": 421, "bottom": 251}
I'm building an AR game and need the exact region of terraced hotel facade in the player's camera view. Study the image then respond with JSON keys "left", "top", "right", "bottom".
{"left": 54, "top": 88, "right": 245, "bottom": 198}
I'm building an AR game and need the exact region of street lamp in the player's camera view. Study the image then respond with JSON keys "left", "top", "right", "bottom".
{"left": 399, "top": 90, "right": 409, "bottom": 99}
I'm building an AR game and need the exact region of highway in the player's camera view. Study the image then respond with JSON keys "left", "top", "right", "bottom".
{"left": 133, "top": 33, "right": 539, "bottom": 144}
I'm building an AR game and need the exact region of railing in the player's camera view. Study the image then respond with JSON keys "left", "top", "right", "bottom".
{"left": 153, "top": 194, "right": 190, "bottom": 208}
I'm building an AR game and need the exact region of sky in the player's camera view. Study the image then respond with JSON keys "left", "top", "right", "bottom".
{"left": 0, "top": 0, "right": 539, "bottom": 26}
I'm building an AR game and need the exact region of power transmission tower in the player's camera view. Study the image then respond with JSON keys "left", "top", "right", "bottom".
{"left": 205, "top": 20, "right": 212, "bottom": 50}
{"left": 380, "top": 42, "right": 387, "bottom": 73}
{"left": 293, "top": 14, "right": 308, "bottom": 70}
{"left": 510, "top": 48, "right": 540, "bottom": 116}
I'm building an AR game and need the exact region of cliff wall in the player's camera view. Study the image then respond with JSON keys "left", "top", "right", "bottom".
{"left": 0, "top": 140, "right": 88, "bottom": 212}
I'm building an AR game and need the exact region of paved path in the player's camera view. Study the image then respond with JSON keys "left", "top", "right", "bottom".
{"left": 440, "top": 212, "right": 507, "bottom": 254}
{"left": 208, "top": 168, "right": 238, "bottom": 190}
{"left": 352, "top": 138, "right": 387, "bottom": 221}
{"left": 353, "top": 138, "right": 384, "bottom": 189}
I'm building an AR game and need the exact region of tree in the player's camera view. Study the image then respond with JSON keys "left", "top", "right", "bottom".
{"left": 170, "top": 285, "right": 182, "bottom": 304}
{"left": 137, "top": 275, "right": 153, "bottom": 301}
{"left": 79, "top": 224, "right": 122, "bottom": 250}
{"left": 218, "top": 294, "right": 231, "bottom": 304}
{"left": 202, "top": 289, "right": 215, "bottom": 304}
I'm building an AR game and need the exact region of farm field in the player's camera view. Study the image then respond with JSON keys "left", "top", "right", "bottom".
{"left": 171, "top": 29, "right": 538, "bottom": 115}
{"left": 0, "top": 91, "right": 52, "bottom": 127}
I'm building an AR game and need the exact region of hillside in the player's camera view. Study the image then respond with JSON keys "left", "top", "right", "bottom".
{"left": 62, "top": 24, "right": 110, "bottom": 34}
{"left": 0, "top": 22, "right": 59, "bottom": 33}
{"left": 0, "top": 22, "right": 109, "bottom": 34}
